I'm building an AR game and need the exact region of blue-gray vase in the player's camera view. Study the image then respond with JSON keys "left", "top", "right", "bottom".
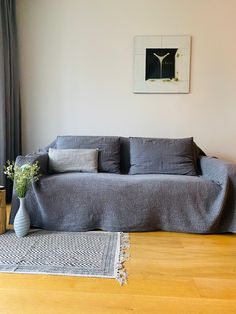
{"left": 14, "top": 197, "right": 30, "bottom": 237}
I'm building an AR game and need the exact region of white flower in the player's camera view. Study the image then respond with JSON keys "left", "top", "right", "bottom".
{"left": 21, "top": 164, "right": 31, "bottom": 171}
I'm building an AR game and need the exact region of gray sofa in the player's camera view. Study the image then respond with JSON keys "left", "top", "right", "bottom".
{"left": 10, "top": 136, "right": 236, "bottom": 233}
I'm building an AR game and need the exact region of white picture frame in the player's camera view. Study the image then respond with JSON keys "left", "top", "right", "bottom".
{"left": 133, "top": 35, "right": 191, "bottom": 94}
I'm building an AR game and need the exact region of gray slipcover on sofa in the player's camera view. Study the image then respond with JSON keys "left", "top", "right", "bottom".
{"left": 10, "top": 136, "right": 236, "bottom": 233}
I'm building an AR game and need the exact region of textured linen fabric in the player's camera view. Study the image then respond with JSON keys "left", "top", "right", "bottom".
{"left": 48, "top": 148, "right": 98, "bottom": 173}
{"left": 56, "top": 136, "right": 120, "bottom": 173}
{"left": 12, "top": 154, "right": 48, "bottom": 223}
{"left": 15, "top": 153, "right": 49, "bottom": 175}
{"left": 129, "top": 137, "right": 197, "bottom": 176}
{"left": 10, "top": 155, "right": 236, "bottom": 233}
{"left": 119, "top": 137, "right": 204, "bottom": 175}
{"left": 0, "top": 0, "right": 21, "bottom": 202}
{"left": 38, "top": 137, "right": 204, "bottom": 175}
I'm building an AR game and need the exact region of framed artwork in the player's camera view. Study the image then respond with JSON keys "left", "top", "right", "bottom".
{"left": 133, "top": 35, "right": 191, "bottom": 94}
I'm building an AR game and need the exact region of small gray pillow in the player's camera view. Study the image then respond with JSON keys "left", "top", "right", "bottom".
{"left": 49, "top": 148, "right": 98, "bottom": 173}
{"left": 129, "top": 137, "right": 197, "bottom": 176}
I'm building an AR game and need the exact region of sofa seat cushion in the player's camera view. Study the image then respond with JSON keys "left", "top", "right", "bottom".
{"left": 56, "top": 136, "right": 120, "bottom": 173}
{"left": 13, "top": 173, "right": 222, "bottom": 233}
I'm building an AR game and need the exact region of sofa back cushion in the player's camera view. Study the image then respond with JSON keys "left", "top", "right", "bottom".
{"left": 129, "top": 137, "right": 197, "bottom": 176}
{"left": 48, "top": 148, "right": 98, "bottom": 173}
{"left": 56, "top": 136, "right": 120, "bottom": 173}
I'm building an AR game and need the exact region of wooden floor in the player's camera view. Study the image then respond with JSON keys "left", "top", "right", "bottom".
{"left": 1, "top": 207, "right": 236, "bottom": 313}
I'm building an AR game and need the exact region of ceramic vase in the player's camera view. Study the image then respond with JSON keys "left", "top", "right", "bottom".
{"left": 14, "top": 197, "right": 30, "bottom": 237}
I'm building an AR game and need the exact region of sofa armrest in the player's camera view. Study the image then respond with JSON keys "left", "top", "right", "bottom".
{"left": 200, "top": 156, "right": 236, "bottom": 185}
{"left": 200, "top": 156, "right": 236, "bottom": 232}
{"left": 15, "top": 152, "right": 49, "bottom": 175}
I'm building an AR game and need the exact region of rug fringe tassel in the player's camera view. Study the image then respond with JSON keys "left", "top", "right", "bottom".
{"left": 116, "top": 233, "right": 130, "bottom": 285}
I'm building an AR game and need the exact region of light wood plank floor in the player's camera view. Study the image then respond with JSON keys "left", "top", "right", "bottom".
{"left": 1, "top": 206, "right": 236, "bottom": 313}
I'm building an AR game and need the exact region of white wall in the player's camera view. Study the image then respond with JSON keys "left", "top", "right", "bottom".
{"left": 17, "top": 0, "right": 236, "bottom": 162}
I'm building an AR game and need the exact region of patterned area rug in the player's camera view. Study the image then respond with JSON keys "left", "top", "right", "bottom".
{"left": 0, "top": 230, "right": 129, "bottom": 284}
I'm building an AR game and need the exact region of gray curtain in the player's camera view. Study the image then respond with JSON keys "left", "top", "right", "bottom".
{"left": 0, "top": 0, "right": 21, "bottom": 201}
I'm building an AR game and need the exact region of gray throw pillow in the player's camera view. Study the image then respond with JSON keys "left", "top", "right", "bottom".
{"left": 48, "top": 148, "right": 98, "bottom": 173}
{"left": 129, "top": 137, "right": 197, "bottom": 176}
{"left": 56, "top": 136, "right": 120, "bottom": 173}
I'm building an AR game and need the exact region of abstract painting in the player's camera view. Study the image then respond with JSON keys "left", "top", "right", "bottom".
{"left": 133, "top": 36, "right": 191, "bottom": 93}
